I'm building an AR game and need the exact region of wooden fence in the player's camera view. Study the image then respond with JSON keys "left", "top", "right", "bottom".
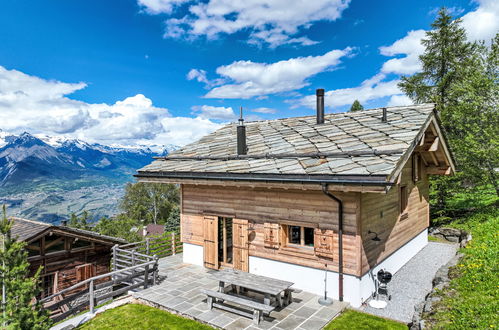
{"left": 40, "top": 251, "right": 158, "bottom": 322}
{"left": 40, "top": 230, "right": 181, "bottom": 322}
{"left": 118, "top": 231, "right": 182, "bottom": 258}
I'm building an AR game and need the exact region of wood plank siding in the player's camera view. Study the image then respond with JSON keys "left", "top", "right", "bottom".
{"left": 180, "top": 151, "right": 431, "bottom": 278}
{"left": 180, "top": 184, "right": 362, "bottom": 276}
{"left": 360, "top": 154, "right": 429, "bottom": 276}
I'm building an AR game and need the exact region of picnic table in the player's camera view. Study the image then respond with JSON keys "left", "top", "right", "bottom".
{"left": 213, "top": 269, "right": 294, "bottom": 307}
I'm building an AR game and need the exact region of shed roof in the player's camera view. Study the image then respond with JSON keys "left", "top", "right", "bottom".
{"left": 137, "top": 104, "right": 453, "bottom": 186}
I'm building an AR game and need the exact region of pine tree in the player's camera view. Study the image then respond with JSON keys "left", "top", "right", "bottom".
{"left": 349, "top": 100, "right": 364, "bottom": 112}
{"left": 0, "top": 206, "right": 50, "bottom": 329}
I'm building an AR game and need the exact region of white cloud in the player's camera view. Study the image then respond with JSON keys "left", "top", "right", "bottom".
{"left": 140, "top": 0, "right": 351, "bottom": 47}
{"left": 191, "top": 105, "right": 237, "bottom": 121}
{"left": 203, "top": 48, "right": 352, "bottom": 99}
{"left": 387, "top": 94, "right": 413, "bottom": 107}
{"left": 152, "top": 116, "right": 222, "bottom": 147}
{"left": 137, "top": 0, "right": 189, "bottom": 14}
{"left": 251, "top": 107, "right": 277, "bottom": 114}
{"left": 186, "top": 69, "right": 209, "bottom": 84}
{"left": 297, "top": 73, "right": 402, "bottom": 109}
{"left": 0, "top": 66, "right": 221, "bottom": 147}
{"left": 379, "top": 29, "right": 426, "bottom": 75}
{"left": 461, "top": 0, "right": 499, "bottom": 43}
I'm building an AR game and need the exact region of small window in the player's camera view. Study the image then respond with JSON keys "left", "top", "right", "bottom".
{"left": 400, "top": 185, "right": 408, "bottom": 215}
{"left": 287, "top": 225, "right": 314, "bottom": 247}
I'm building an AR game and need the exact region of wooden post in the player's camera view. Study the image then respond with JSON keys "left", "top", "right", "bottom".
{"left": 89, "top": 280, "right": 95, "bottom": 314}
{"left": 112, "top": 245, "right": 117, "bottom": 280}
{"left": 152, "top": 255, "right": 159, "bottom": 286}
{"left": 144, "top": 264, "right": 149, "bottom": 289}
{"left": 146, "top": 238, "right": 150, "bottom": 256}
{"left": 131, "top": 250, "right": 136, "bottom": 283}
{"left": 171, "top": 232, "right": 176, "bottom": 255}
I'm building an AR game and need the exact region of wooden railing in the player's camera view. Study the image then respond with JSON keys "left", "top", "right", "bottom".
{"left": 118, "top": 231, "right": 182, "bottom": 258}
{"left": 40, "top": 256, "right": 158, "bottom": 322}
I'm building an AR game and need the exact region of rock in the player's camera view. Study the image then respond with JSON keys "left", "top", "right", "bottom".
{"left": 445, "top": 235, "right": 460, "bottom": 242}
{"left": 438, "top": 227, "right": 461, "bottom": 236}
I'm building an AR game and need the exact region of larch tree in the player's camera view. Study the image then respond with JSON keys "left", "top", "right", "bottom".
{"left": 398, "top": 8, "right": 480, "bottom": 211}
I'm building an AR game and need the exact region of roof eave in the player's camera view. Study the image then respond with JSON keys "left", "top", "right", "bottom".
{"left": 134, "top": 171, "right": 392, "bottom": 187}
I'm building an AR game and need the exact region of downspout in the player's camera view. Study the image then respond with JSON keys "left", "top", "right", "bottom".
{"left": 321, "top": 183, "right": 344, "bottom": 302}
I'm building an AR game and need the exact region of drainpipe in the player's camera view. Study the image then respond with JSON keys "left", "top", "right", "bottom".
{"left": 321, "top": 183, "right": 344, "bottom": 302}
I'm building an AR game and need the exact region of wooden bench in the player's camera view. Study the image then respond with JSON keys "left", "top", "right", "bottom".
{"left": 200, "top": 289, "right": 275, "bottom": 324}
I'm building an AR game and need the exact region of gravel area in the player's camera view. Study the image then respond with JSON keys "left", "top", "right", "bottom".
{"left": 361, "top": 241, "right": 458, "bottom": 323}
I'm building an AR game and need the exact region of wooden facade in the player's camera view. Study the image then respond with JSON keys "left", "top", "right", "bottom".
{"left": 11, "top": 219, "right": 122, "bottom": 299}
{"left": 180, "top": 151, "right": 431, "bottom": 277}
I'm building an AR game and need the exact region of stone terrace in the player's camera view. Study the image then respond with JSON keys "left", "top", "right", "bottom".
{"left": 133, "top": 254, "right": 348, "bottom": 330}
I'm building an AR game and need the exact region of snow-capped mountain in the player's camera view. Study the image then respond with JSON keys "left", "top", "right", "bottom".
{"left": 0, "top": 131, "right": 164, "bottom": 187}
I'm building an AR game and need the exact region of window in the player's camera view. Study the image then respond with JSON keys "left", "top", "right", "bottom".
{"left": 400, "top": 185, "right": 408, "bottom": 215}
{"left": 287, "top": 226, "right": 314, "bottom": 247}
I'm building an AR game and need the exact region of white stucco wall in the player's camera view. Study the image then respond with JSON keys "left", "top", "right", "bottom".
{"left": 358, "top": 228, "right": 428, "bottom": 303}
{"left": 182, "top": 242, "right": 204, "bottom": 267}
{"left": 181, "top": 229, "right": 428, "bottom": 307}
{"left": 249, "top": 228, "right": 428, "bottom": 307}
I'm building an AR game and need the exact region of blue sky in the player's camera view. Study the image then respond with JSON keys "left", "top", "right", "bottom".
{"left": 0, "top": 0, "right": 497, "bottom": 148}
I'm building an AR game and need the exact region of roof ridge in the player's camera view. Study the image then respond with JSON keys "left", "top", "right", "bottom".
{"left": 9, "top": 216, "right": 51, "bottom": 227}
{"left": 240, "top": 103, "right": 435, "bottom": 124}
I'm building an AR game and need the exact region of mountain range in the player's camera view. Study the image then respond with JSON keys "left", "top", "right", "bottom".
{"left": 0, "top": 131, "right": 177, "bottom": 223}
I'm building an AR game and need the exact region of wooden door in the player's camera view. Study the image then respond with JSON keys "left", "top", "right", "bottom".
{"left": 203, "top": 216, "right": 219, "bottom": 269}
{"left": 232, "top": 219, "right": 249, "bottom": 272}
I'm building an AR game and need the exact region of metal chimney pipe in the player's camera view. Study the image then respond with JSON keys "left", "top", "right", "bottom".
{"left": 316, "top": 89, "right": 325, "bottom": 124}
{"left": 381, "top": 107, "right": 387, "bottom": 122}
{"left": 237, "top": 107, "right": 247, "bottom": 155}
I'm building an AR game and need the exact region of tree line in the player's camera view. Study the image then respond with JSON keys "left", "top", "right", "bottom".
{"left": 68, "top": 182, "right": 180, "bottom": 242}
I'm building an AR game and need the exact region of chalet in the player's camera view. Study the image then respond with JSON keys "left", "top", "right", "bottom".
{"left": 10, "top": 217, "right": 124, "bottom": 299}
{"left": 135, "top": 90, "right": 455, "bottom": 307}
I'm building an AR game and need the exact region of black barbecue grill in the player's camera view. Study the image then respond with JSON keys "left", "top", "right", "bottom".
{"left": 374, "top": 269, "right": 392, "bottom": 300}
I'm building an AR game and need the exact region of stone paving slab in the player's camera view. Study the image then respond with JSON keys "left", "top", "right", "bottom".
{"left": 134, "top": 254, "right": 348, "bottom": 329}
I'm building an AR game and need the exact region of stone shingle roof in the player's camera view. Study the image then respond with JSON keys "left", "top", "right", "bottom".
{"left": 137, "top": 104, "right": 435, "bottom": 184}
{"left": 8, "top": 217, "right": 125, "bottom": 244}
{"left": 10, "top": 217, "right": 50, "bottom": 242}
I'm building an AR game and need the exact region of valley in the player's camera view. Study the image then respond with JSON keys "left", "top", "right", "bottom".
{"left": 0, "top": 130, "right": 176, "bottom": 223}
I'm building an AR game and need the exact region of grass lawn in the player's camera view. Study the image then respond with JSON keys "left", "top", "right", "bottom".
{"left": 425, "top": 204, "right": 499, "bottom": 329}
{"left": 324, "top": 310, "right": 406, "bottom": 330}
{"left": 78, "top": 304, "right": 213, "bottom": 330}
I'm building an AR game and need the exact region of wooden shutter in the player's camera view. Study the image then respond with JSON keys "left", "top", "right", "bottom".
{"left": 314, "top": 229, "right": 334, "bottom": 258}
{"left": 233, "top": 219, "right": 249, "bottom": 272}
{"left": 264, "top": 223, "right": 280, "bottom": 248}
{"left": 203, "top": 216, "right": 219, "bottom": 269}
{"left": 76, "top": 264, "right": 95, "bottom": 282}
